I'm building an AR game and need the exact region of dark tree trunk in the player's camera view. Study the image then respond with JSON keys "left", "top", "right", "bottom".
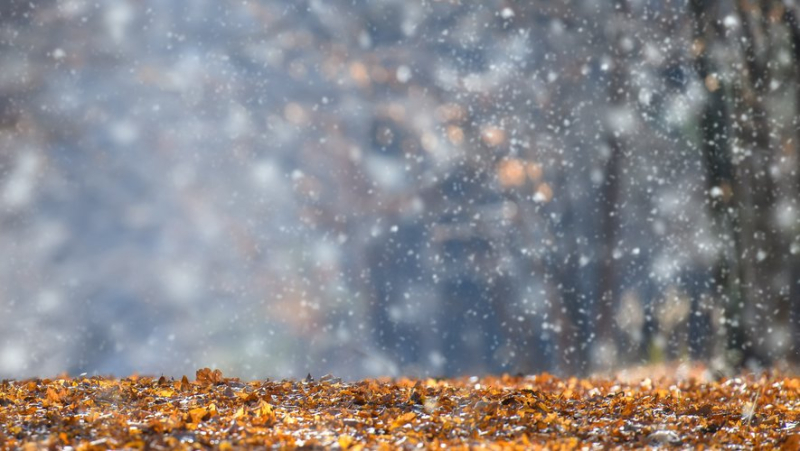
{"left": 688, "top": 0, "right": 745, "bottom": 366}
{"left": 734, "top": 0, "right": 782, "bottom": 366}
{"left": 593, "top": 0, "right": 631, "bottom": 371}
{"left": 783, "top": 6, "right": 800, "bottom": 365}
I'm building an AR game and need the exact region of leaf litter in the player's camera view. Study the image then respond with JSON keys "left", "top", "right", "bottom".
{"left": 0, "top": 368, "right": 798, "bottom": 449}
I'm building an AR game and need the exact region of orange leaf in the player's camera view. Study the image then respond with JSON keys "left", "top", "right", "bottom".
{"left": 188, "top": 406, "right": 208, "bottom": 423}
{"left": 258, "top": 400, "right": 274, "bottom": 418}
{"left": 232, "top": 406, "right": 246, "bottom": 419}
{"left": 783, "top": 435, "right": 800, "bottom": 451}
{"left": 45, "top": 387, "right": 63, "bottom": 403}
{"left": 339, "top": 434, "right": 354, "bottom": 450}
{"left": 155, "top": 388, "right": 175, "bottom": 398}
{"left": 252, "top": 400, "right": 276, "bottom": 426}
{"left": 390, "top": 412, "right": 416, "bottom": 430}
{"left": 196, "top": 368, "right": 223, "bottom": 386}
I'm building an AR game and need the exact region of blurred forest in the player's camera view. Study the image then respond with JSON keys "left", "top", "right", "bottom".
{"left": 1, "top": 0, "right": 799, "bottom": 379}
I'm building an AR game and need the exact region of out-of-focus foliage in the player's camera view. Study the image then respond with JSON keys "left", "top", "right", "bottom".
{"left": 0, "top": 0, "right": 799, "bottom": 379}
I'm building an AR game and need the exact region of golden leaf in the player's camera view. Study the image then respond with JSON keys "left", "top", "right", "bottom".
{"left": 390, "top": 412, "right": 416, "bottom": 430}
{"left": 338, "top": 434, "right": 354, "bottom": 450}
{"left": 188, "top": 406, "right": 208, "bottom": 423}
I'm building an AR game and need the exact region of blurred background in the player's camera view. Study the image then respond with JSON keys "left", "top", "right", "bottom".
{"left": 1, "top": 0, "right": 799, "bottom": 380}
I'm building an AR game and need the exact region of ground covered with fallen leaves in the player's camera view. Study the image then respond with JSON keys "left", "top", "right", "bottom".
{"left": 1, "top": 367, "right": 798, "bottom": 449}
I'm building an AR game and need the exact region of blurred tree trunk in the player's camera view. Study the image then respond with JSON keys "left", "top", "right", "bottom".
{"left": 688, "top": 0, "right": 784, "bottom": 368}
{"left": 732, "top": 0, "right": 782, "bottom": 366}
{"left": 688, "top": 0, "right": 746, "bottom": 367}
{"left": 593, "top": 0, "right": 631, "bottom": 372}
{"left": 782, "top": 5, "right": 800, "bottom": 365}
{"left": 596, "top": 135, "right": 622, "bottom": 368}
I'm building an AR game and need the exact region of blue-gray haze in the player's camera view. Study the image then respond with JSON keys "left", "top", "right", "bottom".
{"left": 0, "top": 0, "right": 797, "bottom": 380}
